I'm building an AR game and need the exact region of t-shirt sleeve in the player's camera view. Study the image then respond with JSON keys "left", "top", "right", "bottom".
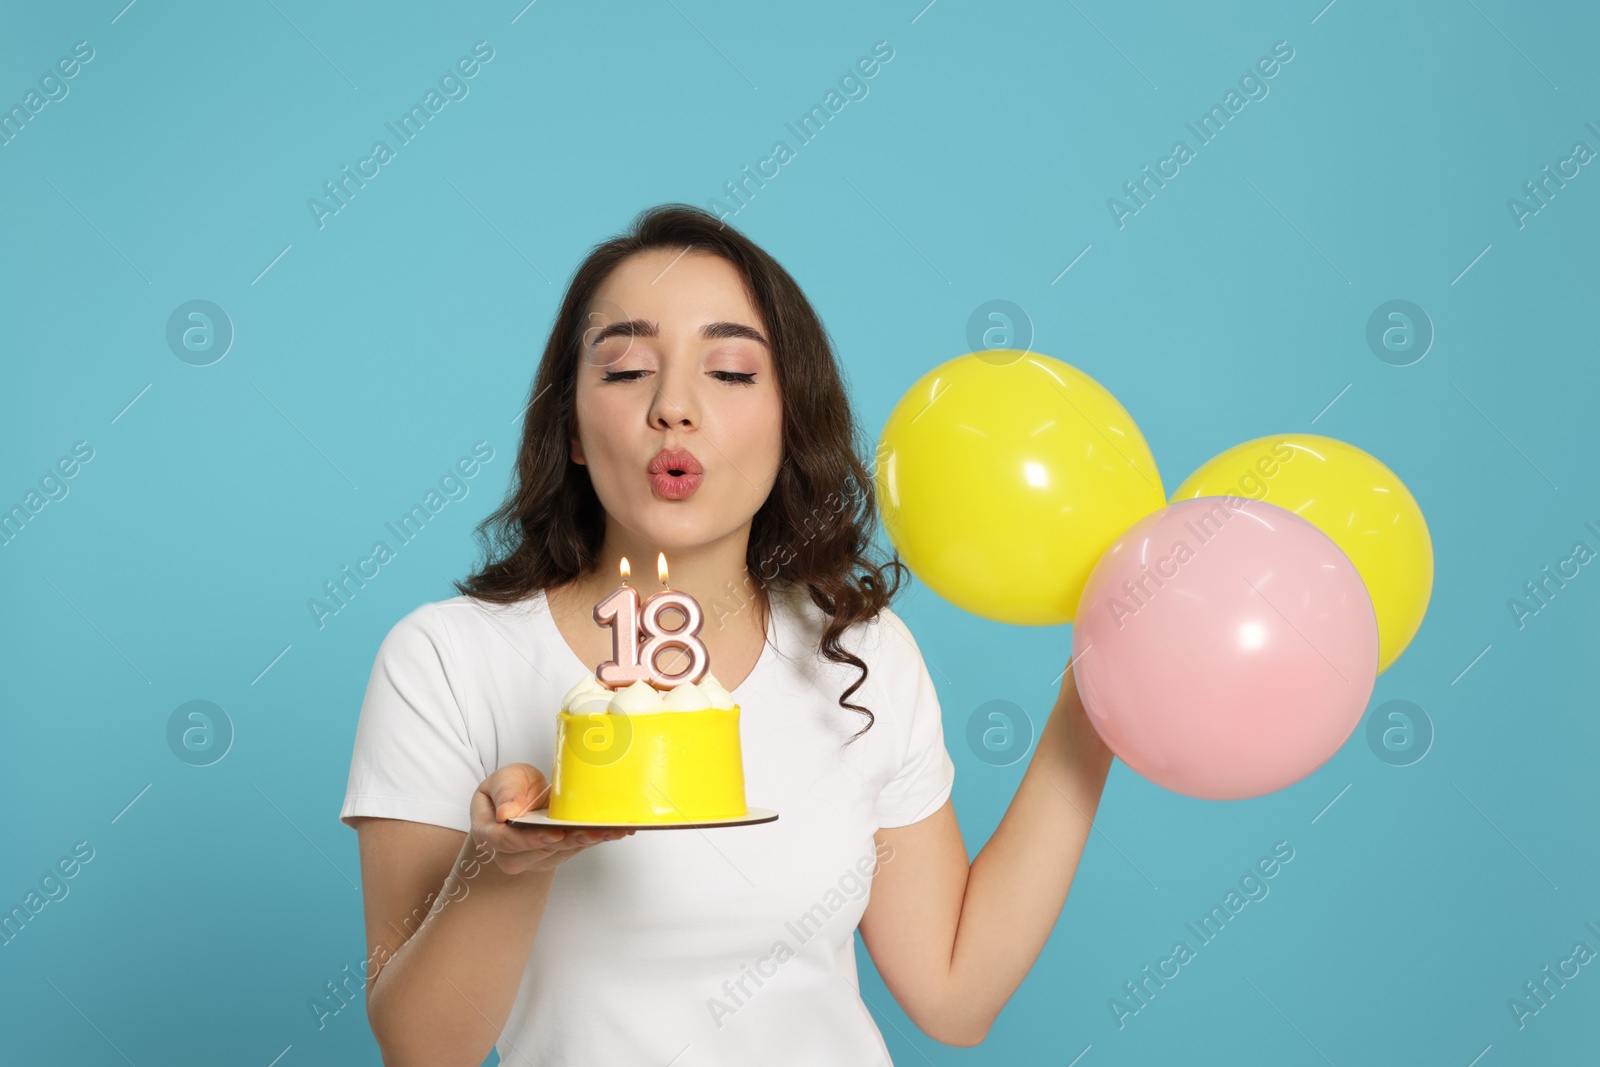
{"left": 871, "top": 609, "right": 957, "bottom": 829}
{"left": 338, "top": 603, "right": 486, "bottom": 834}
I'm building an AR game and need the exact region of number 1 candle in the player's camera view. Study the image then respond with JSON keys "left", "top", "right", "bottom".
{"left": 593, "top": 556, "right": 648, "bottom": 688}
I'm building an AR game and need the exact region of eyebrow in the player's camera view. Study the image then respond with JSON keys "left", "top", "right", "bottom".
{"left": 587, "top": 319, "right": 770, "bottom": 349}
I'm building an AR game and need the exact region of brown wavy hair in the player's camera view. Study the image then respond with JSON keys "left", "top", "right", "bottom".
{"left": 453, "top": 203, "right": 907, "bottom": 743}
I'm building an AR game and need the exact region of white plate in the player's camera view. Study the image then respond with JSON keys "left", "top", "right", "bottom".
{"left": 506, "top": 806, "right": 779, "bottom": 831}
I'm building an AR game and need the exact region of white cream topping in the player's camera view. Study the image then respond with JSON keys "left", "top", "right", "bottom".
{"left": 697, "top": 672, "right": 735, "bottom": 710}
{"left": 561, "top": 674, "right": 612, "bottom": 711}
{"left": 569, "top": 694, "right": 615, "bottom": 717}
{"left": 660, "top": 680, "right": 709, "bottom": 711}
{"left": 609, "top": 679, "right": 667, "bottom": 713}
{"left": 561, "top": 670, "right": 737, "bottom": 713}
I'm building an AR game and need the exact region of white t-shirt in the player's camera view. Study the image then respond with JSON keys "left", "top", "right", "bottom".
{"left": 339, "top": 580, "right": 956, "bottom": 1065}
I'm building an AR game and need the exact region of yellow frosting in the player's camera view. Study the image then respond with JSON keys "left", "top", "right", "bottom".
{"left": 549, "top": 704, "right": 748, "bottom": 822}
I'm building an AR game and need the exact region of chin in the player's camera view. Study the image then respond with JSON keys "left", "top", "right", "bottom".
{"left": 633, "top": 508, "right": 706, "bottom": 539}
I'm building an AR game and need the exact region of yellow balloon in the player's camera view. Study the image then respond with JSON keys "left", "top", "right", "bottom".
{"left": 875, "top": 350, "right": 1166, "bottom": 625}
{"left": 1171, "top": 433, "right": 1432, "bottom": 673}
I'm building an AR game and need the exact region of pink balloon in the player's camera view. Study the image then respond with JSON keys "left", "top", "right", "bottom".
{"left": 1071, "top": 496, "right": 1379, "bottom": 800}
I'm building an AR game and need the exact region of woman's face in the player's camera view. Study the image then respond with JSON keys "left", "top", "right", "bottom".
{"left": 570, "top": 249, "right": 783, "bottom": 553}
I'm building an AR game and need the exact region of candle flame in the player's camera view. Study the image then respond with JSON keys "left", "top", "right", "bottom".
{"left": 620, "top": 556, "right": 631, "bottom": 582}
{"left": 658, "top": 552, "right": 669, "bottom": 585}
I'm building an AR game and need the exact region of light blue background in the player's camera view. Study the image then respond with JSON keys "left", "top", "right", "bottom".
{"left": 2, "top": 1, "right": 1596, "bottom": 1064}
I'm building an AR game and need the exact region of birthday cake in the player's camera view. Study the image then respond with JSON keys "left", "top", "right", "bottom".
{"left": 548, "top": 672, "right": 749, "bottom": 823}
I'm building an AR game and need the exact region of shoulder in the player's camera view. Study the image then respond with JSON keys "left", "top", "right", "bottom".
{"left": 364, "top": 597, "right": 496, "bottom": 685}
{"left": 773, "top": 584, "right": 923, "bottom": 683}
{"left": 377, "top": 596, "right": 458, "bottom": 649}
{"left": 868, "top": 604, "right": 920, "bottom": 657}
{"left": 363, "top": 599, "right": 458, "bottom": 681}
{"left": 382, "top": 593, "right": 536, "bottom": 647}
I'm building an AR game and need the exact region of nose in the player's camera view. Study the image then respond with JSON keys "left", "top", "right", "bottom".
{"left": 646, "top": 370, "right": 699, "bottom": 430}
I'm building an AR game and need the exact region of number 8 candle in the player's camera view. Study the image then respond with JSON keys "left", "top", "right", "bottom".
{"left": 593, "top": 553, "right": 709, "bottom": 689}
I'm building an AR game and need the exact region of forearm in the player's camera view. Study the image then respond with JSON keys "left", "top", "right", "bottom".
{"left": 368, "top": 835, "right": 554, "bottom": 1067}
{"left": 945, "top": 674, "right": 1114, "bottom": 1040}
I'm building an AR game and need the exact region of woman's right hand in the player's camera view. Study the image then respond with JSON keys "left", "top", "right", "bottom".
{"left": 469, "top": 763, "right": 635, "bottom": 876}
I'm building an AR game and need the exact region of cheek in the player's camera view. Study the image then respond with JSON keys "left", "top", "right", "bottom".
{"left": 720, "top": 397, "right": 784, "bottom": 498}
{"left": 576, "top": 392, "right": 632, "bottom": 454}
{"left": 726, "top": 396, "right": 783, "bottom": 455}
{"left": 584, "top": 429, "right": 634, "bottom": 477}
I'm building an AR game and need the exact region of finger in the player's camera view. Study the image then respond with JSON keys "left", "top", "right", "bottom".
{"left": 472, "top": 796, "right": 569, "bottom": 855}
{"left": 554, "top": 831, "right": 600, "bottom": 849}
{"left": 536, "top": 830, "right": 597, "bottom": 849}
{"left": 469, "top": 784, "right": 499, "bottom": 835}
{"left": 494, "top": 780, "right": 552, "bottom": 823}
{"left": 484, "top": 765, "right": 551, "bottom": 823}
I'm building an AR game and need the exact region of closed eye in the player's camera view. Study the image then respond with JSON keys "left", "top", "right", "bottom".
{"left": 599, "top": 370, "right": 757, "bottom": 385}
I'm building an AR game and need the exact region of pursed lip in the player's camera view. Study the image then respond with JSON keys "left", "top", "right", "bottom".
{"left": 648, "top": 469, "right": 703, "bottom": 501}
{"left": 648, "top": 447, "right": 704, "bottom": 477}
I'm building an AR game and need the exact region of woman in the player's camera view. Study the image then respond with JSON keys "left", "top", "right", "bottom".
{"left": 339, "top": 203, "right": 1114, "bottom": 1065}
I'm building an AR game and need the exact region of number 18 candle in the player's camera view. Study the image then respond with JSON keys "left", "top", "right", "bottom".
{"left": 593, "top": 553, "right": 709, "bottom": 690}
